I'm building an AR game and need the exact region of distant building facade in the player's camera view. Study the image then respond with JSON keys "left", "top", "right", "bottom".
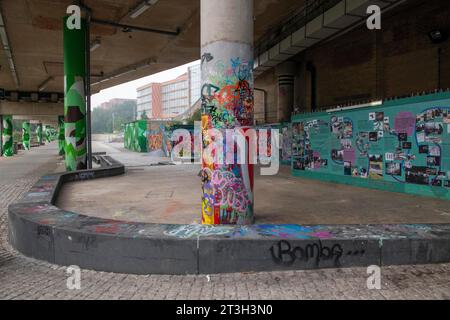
{"left": 136, "top": 63, "right": 201, "bottom": 120}
{"left": 97, "top": 98, "right": 136, "bottom": 110}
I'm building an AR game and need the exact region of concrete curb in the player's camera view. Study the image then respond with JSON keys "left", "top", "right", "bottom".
{"left": 8, "top": 156, "right": 450, "bottom": 274}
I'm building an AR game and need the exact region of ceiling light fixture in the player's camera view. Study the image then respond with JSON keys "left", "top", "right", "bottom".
{"left": 429, "top": 29, "right": 448, "bottom": 44}
{"left": 38, "top": 76, "right": 54, "bottom": 92}
{"left": 90, "top": 38, "right": 101, "bottom": 52}
{"left": 129, "top": 0, "right": 159, "bottom": 19}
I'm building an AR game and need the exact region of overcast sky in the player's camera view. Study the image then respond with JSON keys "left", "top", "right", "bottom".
{"left": 91, "top": 60, "right": 200, "bottom": 109}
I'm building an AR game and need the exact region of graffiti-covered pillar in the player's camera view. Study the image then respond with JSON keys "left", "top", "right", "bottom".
{"left": 22, "top": 121, "right": 30, "bottom": 150}
{"left": 58, "top": 116, "right": 65, "bottom": 156}
{"left": 200, "top": 0, "right": 254, "bottom": 225}
{"left": 63, "top": 16, "right": 87, "bottom": 171}
{"left": 36, "top": 123, "right": 43, "bottom": 145}
{"left": 2, "top": 115, "right": 13, "bottom": 157}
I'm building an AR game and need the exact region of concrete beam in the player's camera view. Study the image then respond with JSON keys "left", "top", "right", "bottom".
{"left": 13, "top": 115, "right": 58, "bottom": 126}
{"left": 0, "top": 101, "right": 63, "bottom": 117}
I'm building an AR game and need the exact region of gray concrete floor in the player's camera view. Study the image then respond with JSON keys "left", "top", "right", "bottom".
{"left": 2, "top": 140, "right": 450, "bottom": 299}
{"left": 92, "top": 140, "right": 170, "bottom": 167}
{"left": 0, "top": 142, "right": 61, "bottom": 184}
{"left": 57, "top": 141, "right": 450, "bottom": 225}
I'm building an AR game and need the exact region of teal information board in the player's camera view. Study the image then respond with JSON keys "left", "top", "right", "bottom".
{"left": 291, "top": 92, "right": 450, "bottom": 200}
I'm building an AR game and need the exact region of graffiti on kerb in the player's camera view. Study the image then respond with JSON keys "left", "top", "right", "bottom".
{"left": 270, "top": 240, "right": 365, "bottom": 267}
{"left": 164, "top": 224, "right": 236, "bottom": 239}
{"left": 255, "top": 225, "right": 332, "bottom": 239}
{"left": 70, "top": 172, "right": 95, "bottom": 181}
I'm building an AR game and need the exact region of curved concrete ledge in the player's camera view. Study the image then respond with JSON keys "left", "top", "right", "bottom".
{"left": 8, "top": 155, "right": 450, "bottom": 274}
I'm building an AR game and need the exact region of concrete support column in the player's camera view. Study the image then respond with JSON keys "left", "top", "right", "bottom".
{"left": 63, "top": 17, "right": 87, "bottom": 171}
{"left": 2, "top": 115, "right": 13, "bottom": 157}
{"left": 0, "top": 115, "right": 2, "bottom": 156}
{"left": 22, "top": 121, "right": 30, "bottom": 150}
{"left": 44, "top": 125, "right": 52, "bottom": 143}
{"left": 200, "top": 0, "right": 254, "bottom": 225}
{"left": 58, "top": 116, "right": 65, "bottom": 156}
{"left": 36, "top": 123, "right": 43, "bottom": 145}
{"left": 276, "top": 61, "right": 296, "bottom": 123}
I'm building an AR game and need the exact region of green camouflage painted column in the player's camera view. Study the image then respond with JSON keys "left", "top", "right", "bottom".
{"left": 44, "top": 126, "right": 51, "bottom": 143}
{"left": 22, "top": 122, "right": 30, "bottom": 150}
{"left": 36, "top": 123, "right": 43, "bottom": 145}
{"left": 2, "top": 116, "right": 13, "bottom": 157}
{"left": 58, "top": 116, "right": 65, "bottom": 155}
{"left": 63, "top": 16, "right": 87, "bottom": 171}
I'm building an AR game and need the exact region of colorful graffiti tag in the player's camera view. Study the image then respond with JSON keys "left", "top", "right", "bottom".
{"left": 147, "top": 122, "right": 172, "bottom": 156}
{"left": 201, "top": 58, "right": 254, "bottom": 129}
{"left": 201, "top": 56, "right": 254, "bottom": 225}
{"left": 163, "top": 224, "right": 236, "bottom": 239}
{"left": 124, "top": 121, "right": 193, "bottom": 157}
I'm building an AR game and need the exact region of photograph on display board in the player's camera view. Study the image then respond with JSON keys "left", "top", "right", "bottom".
{"left": 386, "top": 162, "right": 402, "bottom": 176}
{"left": 369, "top": 154, "right": 383, "bottom": 179}
{"left": 292, "top": 104, "right": 450, "bottom": 199}
{"left": 405, "top": 166, "right": 429, "bottom": 185}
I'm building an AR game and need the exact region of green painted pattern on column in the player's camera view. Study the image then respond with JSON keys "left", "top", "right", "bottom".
{"left": 22, "top": 122, "right": 30, "bottom": 150}
{"left": 58, "top": 116, "right": 65, "bottom": 155}
{"left": 44, "top": 126, "right": 50, "bottom": 143}
{"left": 137, "top": 120, "right": 148, "bottom": 152}
{"left": 64, "top": 16, "right": 87, "bottom": 171}
{"left": 2, "top": 115, "right": 13, "bottom": 157}
{"left": 36, "top": 124, "right": 43, "bottom": 145}
{"left": 124, "top": 121, "right": 148, "bottom": 152}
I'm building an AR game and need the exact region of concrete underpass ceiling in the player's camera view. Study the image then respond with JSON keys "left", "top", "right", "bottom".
{"left": 0, "top": 0, "right": 305, "bottom": 94}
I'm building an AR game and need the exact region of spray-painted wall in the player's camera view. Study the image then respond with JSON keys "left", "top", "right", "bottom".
{"left": 291, "top": 92, "right": 450, "bottom": 200}
{"left": 280, "top": 123, "right": 292, "bottom": 165}
{"left": 124, "top": 120, "right": 148, "bottom": 153}
{"left": 256, "top": 123, "right": 292, "bottom": 165}
{"left": 147, "top": 122, "right": 172, "bottom": 157}
{"left": 124, "top": 120, "right": 195, "bottom": 158}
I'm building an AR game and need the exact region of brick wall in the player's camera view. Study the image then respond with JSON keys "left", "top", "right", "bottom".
{"left": 255, "top": 0, "right": 450, "bottom": 121}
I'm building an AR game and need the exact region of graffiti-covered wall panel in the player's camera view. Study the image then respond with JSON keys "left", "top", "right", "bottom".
{"left": 255, "top": 123, "right": 292, "bottom": 165}
{"left": 124, "top": 120, "right": 147, "bottom": 153}
{"left": 147, "top": 122, "right": 172, "bottom": 157}
{"left": 291, "top": 93, "right": 450, "bottom": 200}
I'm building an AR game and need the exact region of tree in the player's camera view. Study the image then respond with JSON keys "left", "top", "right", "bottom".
{"left": 92, "top": 100, "right": 137, "bottom": 134}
